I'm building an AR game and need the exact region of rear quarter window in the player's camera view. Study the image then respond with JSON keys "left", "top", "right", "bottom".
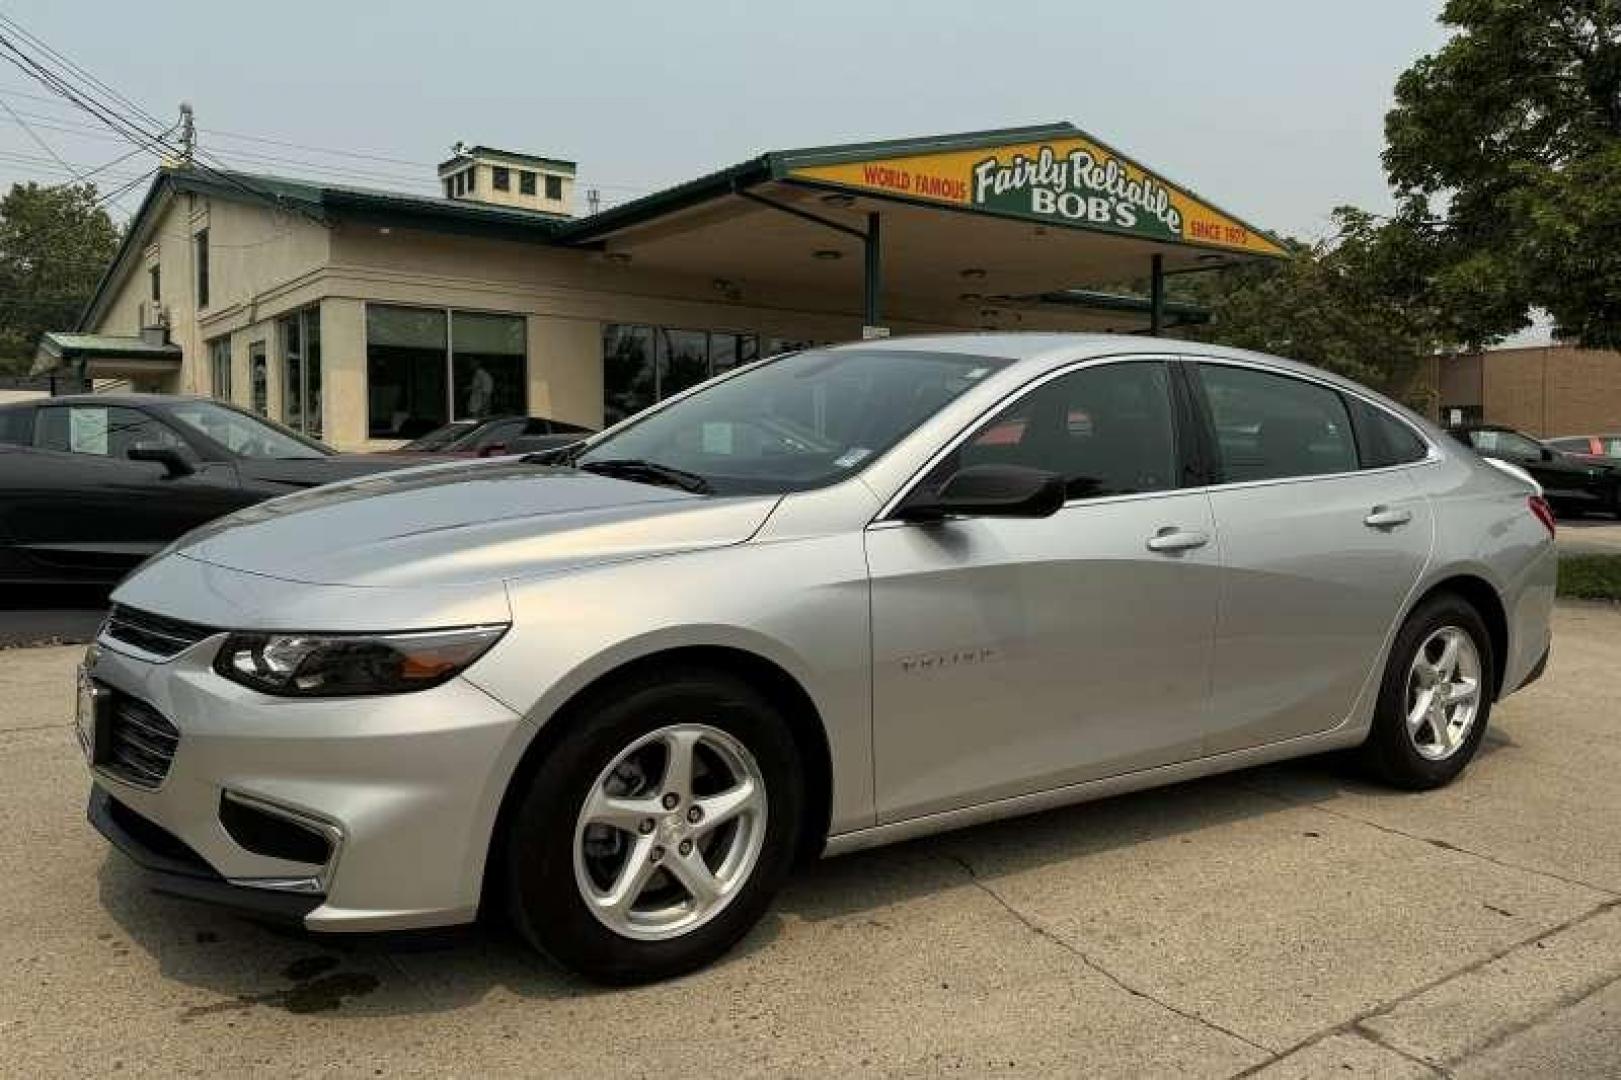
{"left": 1347, "top": 398, "right": 1429, "bottom": 468}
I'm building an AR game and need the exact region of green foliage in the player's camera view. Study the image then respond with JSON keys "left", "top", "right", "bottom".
{"left": 0, "top": 182, "right": 120, "bottom": 374}
{"left": 1177, "top": 208, "right": 1444, "bottom": 401}
{"left": 1384, "top": 0, "right": 1621, "bottom": 348}
{"left": 1558, "top": 553, "right": 1621, "bottom": 599}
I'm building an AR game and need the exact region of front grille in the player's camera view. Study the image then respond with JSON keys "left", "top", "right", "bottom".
{"left": 101, "top": 694, "right": 180, "bottom": 789}
{"left": 104, "top": 604, "right": 215, "bottom": 659}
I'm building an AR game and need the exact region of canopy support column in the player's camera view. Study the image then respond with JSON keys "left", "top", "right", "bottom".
{"left": 734, "top": 187, "right": 884, "bottom": 335}
{"left": 863, "top": 211, "right": 882, "bottom": 331}
{"left": 1149, "top": 254, "right": 1165, "bottom": 337}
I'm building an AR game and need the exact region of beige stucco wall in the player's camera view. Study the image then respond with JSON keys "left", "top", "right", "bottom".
{"left": 1476, "top": 345, "right": 1621, "bottom": 437}
{"left": 94, "top": 186, "right": 331, "bottom": 402}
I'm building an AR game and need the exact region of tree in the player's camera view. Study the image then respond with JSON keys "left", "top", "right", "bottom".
{"left": 0, "top": 182, "right": 121, "bottom": 374}
{"left": 1383, "top": 0, "right": 1621, "bottom": 348}
{"left": 1177, "top": 208, "right": 1446, "bottom": 404}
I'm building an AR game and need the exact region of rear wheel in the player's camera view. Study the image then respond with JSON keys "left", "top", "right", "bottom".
{"left": 504, "top": 668, "right": 803, "bottom": 984}
{"left": 1360, "top": 594, "right": 1494, "bottom": 789}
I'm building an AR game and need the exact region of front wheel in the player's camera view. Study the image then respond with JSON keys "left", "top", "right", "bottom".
{"left": 1360, "top": 594, "right": 1494, "bottom": 790}
{"left": 504, "top": 669, "right": 803, "bottom": 984}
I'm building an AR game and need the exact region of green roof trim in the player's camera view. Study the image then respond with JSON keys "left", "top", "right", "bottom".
{"left": 37, "top": 332, "right": 182, "bottom": 360}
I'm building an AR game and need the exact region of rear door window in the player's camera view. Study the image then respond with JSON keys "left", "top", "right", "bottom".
{"left": 1195, "top": 363, "right": 1357, "bottom": 482}
{"left": 0, "top": 405, "right": 33, "bottom": 445}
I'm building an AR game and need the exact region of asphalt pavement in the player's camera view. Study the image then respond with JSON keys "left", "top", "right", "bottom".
{"left": 0, "top": 602, "right": 1618, "bottom": 1076}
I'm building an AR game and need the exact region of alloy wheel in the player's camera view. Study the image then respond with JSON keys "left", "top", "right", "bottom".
{"left": 1405, "top": 626, "right": 1483, "bottom": 762}
{"left": 572, "top": 723, "right": 768, "bottom": 941}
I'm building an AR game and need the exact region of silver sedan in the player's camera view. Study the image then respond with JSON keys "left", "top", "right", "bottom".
{"left": 79, "top": 334, "right": 1556, "bottom": 983}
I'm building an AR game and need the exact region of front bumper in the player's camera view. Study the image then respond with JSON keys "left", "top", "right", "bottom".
{"left": 89, "top": 785, "right": 321, "bottom": 923}
{"left": 84, "top": 631, "right": 531, "bottom": 932}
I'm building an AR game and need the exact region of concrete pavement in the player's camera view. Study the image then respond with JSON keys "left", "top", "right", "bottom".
{"left": 1559, "top": 519, "right": 1621, "bottom": 557}
{"left": 1, "top": 603, "right": 1618, "bottom": 1077}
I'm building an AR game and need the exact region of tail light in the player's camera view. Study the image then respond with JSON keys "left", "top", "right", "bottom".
{"left": 1528, "top": 495, "right": 1557, "bottom": 539}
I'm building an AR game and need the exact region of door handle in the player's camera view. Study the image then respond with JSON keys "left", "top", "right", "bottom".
{"left": 1364, "top": 505, "right": 1413, "bottom": 529}
{"left": 1145, "top": 527, "right": 1210, "bottom": 553}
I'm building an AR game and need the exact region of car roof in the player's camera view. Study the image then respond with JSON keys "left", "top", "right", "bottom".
{"left": 834, "top": 332, "right": 1422, "bottom": 413}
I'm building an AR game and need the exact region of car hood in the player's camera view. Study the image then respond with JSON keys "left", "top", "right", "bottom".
{"left": 172, "top": 460, "right": 781, "bottom": 588}
{"left": 236, "top": 453, "right": 434, "bottom": 488}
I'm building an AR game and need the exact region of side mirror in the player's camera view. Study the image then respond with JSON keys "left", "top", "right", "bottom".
{"left": 896, "top": 464, "right": 1066, "bottom": 522}
{"left": 128, "top": 441, "right": 194, "bottom": 478}
{"left": 1539, "top": 446, "right": 1555, "bottom": 462}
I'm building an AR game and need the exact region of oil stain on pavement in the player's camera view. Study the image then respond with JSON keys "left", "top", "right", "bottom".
{"left": 178, "top": 954, "right": 380, "bottom": 1019}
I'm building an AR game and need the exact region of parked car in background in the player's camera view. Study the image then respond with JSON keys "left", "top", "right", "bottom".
{"left": 395, "top": 415, "right": 595, "bottom": 457}
{"left": 1446, "top": 423, "right": 1621, "bottom": 518}
{"left": 0, "top": 395, "right": 425, "bottom": 584}
{"left": 83, "top": 336, "right": 1555, "bottom": 983}
{"left": 1547, "top": 434, "right": 1621, "bottom": 464}
{"left": 396, "top": 419, "right": 480, "bottom": 452}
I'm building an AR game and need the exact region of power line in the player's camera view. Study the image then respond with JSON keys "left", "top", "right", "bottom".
{"left": 0, "top": 93, "right": 78, "bottom": 179}
{"left": 0, "top": 23, "right": 327, "bottom": 227}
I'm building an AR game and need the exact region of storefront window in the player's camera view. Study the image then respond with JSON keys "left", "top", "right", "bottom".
{"left": 367, "top": 305, "right": 448, "bottom": 438}
{"left": 451, "top": 311, "right": 525, "bottom": 420}
{"left": 279, "top": 307, "right": 323, "bottom": 439}
{"left": 657, "top": 328, "right": 710, "bottom": 400}
{"left": 208, "top": 336, "right": 231, "bottom": 402}
{"left": 249, "top": 340, "right": 267, "bottom": 416}
{"left": 603, "top": 325, "right": 654, "bottom": 426}
{"left": 367, "top": 305, "right": 526, "bottom": 438}
{"left": 603, "top": 325, "right": 760, "bottom": 425}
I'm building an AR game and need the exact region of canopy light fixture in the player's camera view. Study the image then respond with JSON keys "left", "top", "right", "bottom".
{"left": 603, "top": 251, "right": 632, "bottom": 265}
{"left": 820, "top": 193, "right": 856, "bottom": 208}
{"left": 812, "top": 249, "right": 843, "bottom": 261}
{"left": 958, "top": 292, "right": 983, "bottom": 303}
{"left": 960, "top": 268, "right": 987, "bottom": 280}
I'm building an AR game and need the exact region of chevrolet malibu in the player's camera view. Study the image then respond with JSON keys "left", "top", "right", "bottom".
{"left": 79, "top": 335, "right": 1556, "bottom": 983}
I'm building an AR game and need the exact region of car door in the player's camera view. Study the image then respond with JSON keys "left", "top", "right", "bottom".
{"left": 16, "top": 404, "right": 255, "bottom": 571}
{"left": 1190, "top": 361, "right": 1435, "bottom": 753}
{"left": 865, "top": 358, "right": 1221, "bottom": 823}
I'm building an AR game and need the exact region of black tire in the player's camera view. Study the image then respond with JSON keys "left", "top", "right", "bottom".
{"left": 504, "top": 666, "right": 803, "bottom": 984}
{"left": 1360, "top": 593, "right": 1495, "bottom": 790}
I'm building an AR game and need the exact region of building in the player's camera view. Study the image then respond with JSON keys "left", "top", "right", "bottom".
{"left": 1435, "top": 343, "right": 1621, "bottom": 437}
{"left": 37, "top": 124, "right": 1285, "bottom": 450}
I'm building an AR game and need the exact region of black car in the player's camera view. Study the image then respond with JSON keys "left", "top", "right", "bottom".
{"left": 1447, "top": 423, "right": 1621, "bottom": 517}
{"left": 396, "top": 415, "right": 594, "bottom": 457}
{"left": 0, "top": 394, "right": 422, "bottom": 584}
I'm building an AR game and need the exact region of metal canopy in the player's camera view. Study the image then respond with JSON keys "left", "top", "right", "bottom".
{"left": 33, "top": 332, "right": 182, "bottom": 380}
{"left": 559, "top": 123, "right": 1284, "bottom": 335}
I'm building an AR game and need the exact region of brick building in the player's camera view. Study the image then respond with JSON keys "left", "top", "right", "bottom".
{"left": 1435, "top": 343, "right": 1621, "bottom": 437}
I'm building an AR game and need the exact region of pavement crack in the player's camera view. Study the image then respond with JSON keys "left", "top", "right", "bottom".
{"left": 1235, "top": 781, "right": 1621, "bottom": 899}
{"left": 1229, "top": 895, "right": 1621, "bottom": 1078}
{"left": 938, "top": 851, "right": 1275, "bottom": 1058}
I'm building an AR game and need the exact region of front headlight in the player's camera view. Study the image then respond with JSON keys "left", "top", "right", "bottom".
{"left": 213, "top": 625, "right": 508, "bottom": 697}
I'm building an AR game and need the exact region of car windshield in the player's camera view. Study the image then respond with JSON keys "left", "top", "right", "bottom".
{"left": 576, "top": 347, "right": 1009, "bottom": 495}
{"left": 402, "top": 420, "right": 480, "bottom": 451}
{"left": 165, "top": 401, "right": 330, "bottom": 459}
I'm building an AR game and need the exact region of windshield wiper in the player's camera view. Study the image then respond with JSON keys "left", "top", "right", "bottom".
{"left": 577, "top": 458, "right": 711, "bottom": 494}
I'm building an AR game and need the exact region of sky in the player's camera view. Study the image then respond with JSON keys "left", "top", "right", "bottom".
{"left": 0, "top": 0, "right": 1453, "bottom": 242}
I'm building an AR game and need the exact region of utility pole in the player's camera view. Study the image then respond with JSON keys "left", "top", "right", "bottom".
{"left": 177, "top": 102, "right": 196, "bottom": 166}
{"left": 587, "top": 187, "right": 601, "bottom": 215}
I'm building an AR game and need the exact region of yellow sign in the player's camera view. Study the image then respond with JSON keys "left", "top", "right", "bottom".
{"left": 788, "top": 134, "right": 1286, "bottom": 257}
